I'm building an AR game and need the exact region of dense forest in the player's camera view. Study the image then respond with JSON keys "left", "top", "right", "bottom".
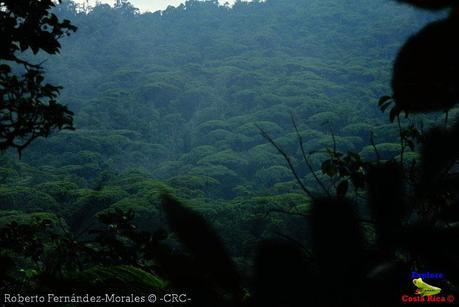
{"left": 1, "top": 0, "right": 458, "bottom": 306}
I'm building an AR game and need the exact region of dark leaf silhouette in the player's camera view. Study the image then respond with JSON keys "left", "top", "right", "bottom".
{"left": 311, "top": 197, "right": 364, "bottom": 306}
{"left": 416, "top": 121, "right": 459, "bottom": 204}
{"left": 253, "top": 240, "right": 317, "bottom": 307}
{"left": 336, "top": 180, "right": 349, "bottom": 198}
{"left": 367, "top": 163, "right": 406, "bottom": 252}
{"left": 160, "top": 193, "right": 242, "bottom": 303}
{"left": 0, "top": 0, "right": 76, "bottom": 153}
{"left": 392, "top": 17, "right": 459, "bottom": 113}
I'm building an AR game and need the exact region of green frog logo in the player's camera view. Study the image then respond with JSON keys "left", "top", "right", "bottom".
{"left": 413, "top": 278, "right": 442, "bottom": 297}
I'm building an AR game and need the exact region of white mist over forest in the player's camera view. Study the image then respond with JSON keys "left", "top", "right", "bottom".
{"left": 75, "top": 0, "right": 239, "bottom": 12}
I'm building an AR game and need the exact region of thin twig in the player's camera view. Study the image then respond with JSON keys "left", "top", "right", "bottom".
{"left": 370, "top": 131, "right": 381, "bottom": 164}
{"left": 273, "top": 231, "right": 313, "bottom": 258}
{"left": 397, "top": 116, "right": 405, "bottom": 167}
{"left": 9, "top": 56, "right": 42, "bottom": 69}
{"left": 257, "top": 124, "right": 315, "bottom": 200}
{"left": 330, "top": 126, "right": 337, "bottom": 154}
{"left": 290, "top": 113, "right": 330, "bottom": 197}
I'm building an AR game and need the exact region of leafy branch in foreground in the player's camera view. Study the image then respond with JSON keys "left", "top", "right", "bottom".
{"left": 0, "top": 0, "right": 77, "bottom": 154}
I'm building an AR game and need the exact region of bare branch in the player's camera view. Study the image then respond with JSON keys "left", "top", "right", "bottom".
{"left": 327, "top": 122, "right": 337, "bottom": 154}
{"left": 257, "top": 124, "right": 315, "bottom": 200}
{"left": 273, "top": 231, "right": 313, "bottom": 258}
{"left": 290, "top": 112, "right": 330, "bottom": 197}
{"left": 397, "top": 116, "right": 405, "bottom": 167}
{"left": 370, "top": 131, "right": 381, "bottom": 163}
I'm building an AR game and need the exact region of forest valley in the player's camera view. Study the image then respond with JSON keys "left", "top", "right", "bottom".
{"left": 0, "top": 0, "right": 458, "bottom": 306}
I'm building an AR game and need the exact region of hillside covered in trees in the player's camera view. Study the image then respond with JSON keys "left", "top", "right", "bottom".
{"left": 2, "top": 0, "right": 429, "bottom": 249}
{"left": 5, "top": 0, "right": 439, "bottom": 194}
{"left": 1, "top": 0, "right": 458, "bottom": 306}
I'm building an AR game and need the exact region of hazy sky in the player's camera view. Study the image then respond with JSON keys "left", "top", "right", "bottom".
{"left": 75, "top": 0, "right": 234, "bottom": 12}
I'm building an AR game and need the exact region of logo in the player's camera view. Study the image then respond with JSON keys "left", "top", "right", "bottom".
{"left": 411, "top": 272, "right": 444, "bottom": 280}
{"left": 401, "top": 272, "right": 455, "bottom": 304}
{"left": 412, "top": 278, "right": 441, "bottom": 296}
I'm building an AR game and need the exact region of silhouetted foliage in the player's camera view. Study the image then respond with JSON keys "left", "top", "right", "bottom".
{"left": 253, "top": 240, "right": 314, "bottom": 307}
{"left": 161, "top": 193, "right": 243, "bottom": 305}
{"left": 391, "top": 16, "right": 459, "bottom": 115}
{"left": 367, "top": 163, "right": 406, "bottom": 252}
{"left": 311, "top": 198, "right": 364, "bottom": 306}
{"left": 417, "top": 121, "right": 459, "bottom": 202}
{"left": 0, "top": 209, "right": 169, "bottom": 298}
{"left": 0, "top": 0, "right": 76, "bottom": 153}
{"left": 1, "top": 1, "right": 459, "bottom": 306}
